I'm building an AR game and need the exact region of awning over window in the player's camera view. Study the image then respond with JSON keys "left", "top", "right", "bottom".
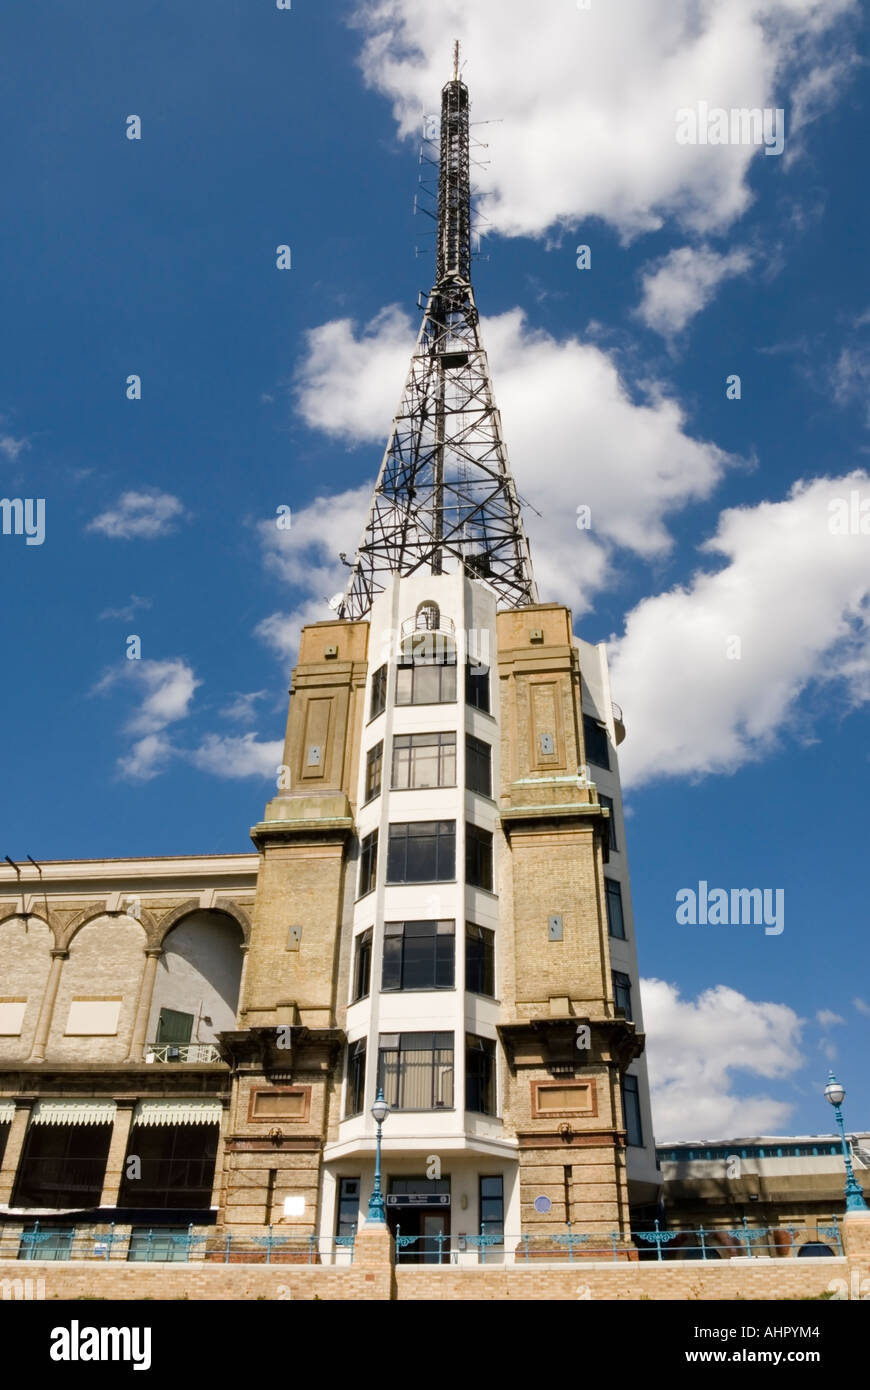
{"left": 30, "top": 1099, "right": 117, "bottom": 1126}
{"left": 133, "top": 1099, "right": 223, "bottom": 1127}
{"left": 0, "top": 1101, "right": 16, "bottom": 1125}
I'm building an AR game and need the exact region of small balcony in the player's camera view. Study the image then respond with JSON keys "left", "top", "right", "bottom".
{"left": 144, "top": 1043, "right": 223, "bottom": 1065}
{"left": 401, "top": 613, "right": 455, "bottom": 639}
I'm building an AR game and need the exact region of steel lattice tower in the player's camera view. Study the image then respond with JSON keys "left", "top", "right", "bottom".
{"left": 337, "top": 46, "right": 538, "bottom": 621}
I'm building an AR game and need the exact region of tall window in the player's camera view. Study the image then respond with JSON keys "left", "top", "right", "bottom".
{"left": 415, "top": 601, "right": 440, "bottom": 630}
{"left": 465, "top": 663, "right": 490, "bottom": 713}
{"left": 386, "top": 821, "right": 455, "bottom": 883}
{"left": 377, "top": 1032, "right": 454, "bottom": 1110}
{"left": 345, "top": 1039, "right": 366, "bottom": 1117}
{"left": 599, "top": 793, "right": 618, "bottom": 851}
{"left": 466, "top": 735, "right": 492, "bottom": 797}
{"left": 466, "top": 824, "right": 493, "bottom": 891}
{"left": 479, "top": 1175, "right": 504, "bottom": 1245}
{"left": 382, "top": 920, "right": 455, "bottom": 991}
{"left": 336, "top": 1177, "right": 360, "bottom": 1240}
{"left": 391, "top": 732, "right": 456, "bottom": 789}
{"left": 612, "top": 970, "right": 632, "bottom": 1021}
{"left": 370, "top": 665, "right": 387, "bottom": 720}
{"left": 352, "top": 929, "right": 372, "bottom": 1002}
{"left": 395, "top": 643, "right": 457, "bottom": 705}
{"left": 358, "top": 831, "right": 378, "bottom": 897}
{"left": 465, "top": 923, "right": 495, "bottom": 996}
{"left": 605, "top": 878, "right": 625, "bottom": 939}
{"left": 466, "top": 1034, "right": 497, "bottom": 1115}
{"left": 583, "top": 714, "right": 609, "bottom": 769}
{"left": 365, "top": 741, "right": 383, "bottom": 802}
{"left": 621, "top": 1073, "right": 643, "bottom": 1147}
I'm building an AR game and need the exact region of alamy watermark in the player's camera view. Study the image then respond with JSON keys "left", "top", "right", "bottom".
{"left": 1, "top": 497, "right": 45, "bottom": 546}
{"left": 676, "top": 881, "right": 784, "bottom": 936}
{"left": 675, "top": 103, "right": 784, "bottom": 156}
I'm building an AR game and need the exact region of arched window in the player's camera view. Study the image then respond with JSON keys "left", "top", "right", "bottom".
{"left": 797, "top": 1242, "right": 835, "bottom": 1258}
{"left": 415, "top": 601, "right": 440, "bottom": 631}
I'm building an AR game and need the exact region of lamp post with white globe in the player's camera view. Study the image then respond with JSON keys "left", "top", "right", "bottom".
{"left": 824, "top": 1071, "right": 868, "bottom": 1213}
{"left": 365, "top": 1088, "right": 391, "bottom": 1225}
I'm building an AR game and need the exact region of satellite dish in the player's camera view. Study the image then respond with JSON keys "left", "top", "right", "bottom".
{"left": 327, "top": 593, "right": 344, "bottom": 612}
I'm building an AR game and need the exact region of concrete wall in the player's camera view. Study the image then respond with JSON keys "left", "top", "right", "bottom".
{"left": 146, "top": 912, "right": 244, "bottom": 1046}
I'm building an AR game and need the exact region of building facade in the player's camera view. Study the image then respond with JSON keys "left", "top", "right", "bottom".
{"left": 0, "top": 56, "right": 659, "bottom": 1262}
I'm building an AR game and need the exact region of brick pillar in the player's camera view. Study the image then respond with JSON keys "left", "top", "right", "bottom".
{"left": 98, "top": 1100, "right": 136, "bottom": 1207}
{"left": 0, "top": 1101, "right": 33, "bottom": 1205}
{"left": 127, "top": 949, "right": 161, "bottom": 1061}
{"left": 352, "top": 1222, "right": 395, "bottom": 1300}
{"left": 30, "top": 948, "right": 67, "bottom": 1060}
{"left": 843, "top": 1210, "right": 870, "bottom": 1273}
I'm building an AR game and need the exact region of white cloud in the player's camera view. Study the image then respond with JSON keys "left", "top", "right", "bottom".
{"left": 831, "top": 345, "right": 870, "bottom": 427}
{"left": 854, "top": 998, "right": 870, "bottom": 1018}
{"left": 118, "top": 732, "right": 174, "bottom": 782}
{"left": 610, "top": 471, "right": 870, "bottom": 786}
{"left": 98, "top": 595, "right": 152, "bottom": 622}
{"left": 287, "top": 308, "right": 732, "bottom": 632}
{"left": 636, "top": 245, "right": 752, "bottom": 338}
{"left": 641, "top": 978, "right": 804, "bottom": 1140}
{"left": 219, "top": 691, "right": 268, "bottom": 723}
{"left": 94, "top": 658, "right": 201, "bottom": 781}
{"left": 352, "top": 0, "right": 857, "bottom": 240}
{"left": 186, "top": 733, "right": 284, "bottom": 779}
{"left": 0, "top": 434, "right": 29, "bottom": 463}
{"left": 254, "top": 484, "right": 375, "bottom": 663}
{"left": 86, "top": 490, "right": 186, "bottom": 540}
{"left": 816, "top": 1009, "right": 845, "bottom": 1027}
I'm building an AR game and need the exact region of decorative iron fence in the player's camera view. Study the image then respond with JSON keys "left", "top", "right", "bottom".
{"left": 0, "top": 1217, "right": 845, "bottom": 1268}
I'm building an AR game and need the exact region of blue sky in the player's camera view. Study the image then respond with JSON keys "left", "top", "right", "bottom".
{"left": 2, "top": 0, "right": 869, "bottom": 1142}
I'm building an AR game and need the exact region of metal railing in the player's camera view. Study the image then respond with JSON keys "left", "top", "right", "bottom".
{"left": 391, "top": 1218, "right": 845, "bottom": 1265}
{"left": 0, "top": 1218, "right": 845, "bottom": 1268}
{"left": 4, "top": 1222, "right": 354, "bottom": 1265}
{"left": 144, "top": 1044, "right": 222, "bottom": 1064}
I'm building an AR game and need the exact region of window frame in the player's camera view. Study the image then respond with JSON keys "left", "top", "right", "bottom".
{"left": 385, "top": 820, "right": 456, "bottom": 884}
{"left": 336, "top": 1176, "right": 361, "bottom": 1240}
{"left": 465, "top": 734, "right": 492, "bottom": 798}
{"left": 621, "top": 1072, "right": 643, "bottom": 1147}
{"left": 479, "top": 1175, "right": 505, "bottom": 1246}
{"left": 364, "top": 740, "right": 383, "bottom": 803}
{"left": 465, "top": 663, "right": 491, "bottom": 714}
{"left": 599, "top": 793, "right": 618, "bottom": 852}
{"left": 612, "top": 969, "right": 632, "bottom": 1021}
{"left": 369, "top": 665, "right": 388, "bottom": 721}
{"left": 466, "top": 823, "right": 494, "bottom": 891}
{"left": 381, "top": 919, "right": 456, "bottom": 993}
{"left": 377, "top": 1031, "right": 455, "bottom": 1111}
{"left": 465, "top": 1033, "right": 497, "bottom": 1116}
{"left": 583, "top": 713, "right": 610, "bottom": 769}
{"left": 605, "top": 877, "right": 625, "bottom": 939}
{"left": 358, "top": 830, "right": 378, "bottom": 899}
{"left": 391, "top": 731, "right": 456, "bottom": 791}
{"left": 394, "top": 649, "right": 457, "bottom": 707}
{"left": 345, "top": 1039, "right": 367, "bottom": 1118}
{"left": 465, "top": 922, "right": 495, "bottom": 997}
{"left": 352, "top": 929, "right": 373, "bottom": 1003}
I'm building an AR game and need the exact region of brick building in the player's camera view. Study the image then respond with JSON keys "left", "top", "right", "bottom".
{"left": 0, "top": 56, "right": 660, "bottom": 1262}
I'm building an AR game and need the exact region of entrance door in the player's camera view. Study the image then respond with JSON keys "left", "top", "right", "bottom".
{"left": 387, "top": 1176, "right": 451, "bottom": 1264}
{"left": 421, "top": 1211, "right": 449, "bottom": 1264}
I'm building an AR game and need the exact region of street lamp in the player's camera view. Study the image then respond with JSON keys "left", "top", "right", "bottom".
{"left": 824, "top": 1071, "right": 868, "bottom": 1213}
{"left": 366, "top": 1087, "right": 391, "bottom": 1225}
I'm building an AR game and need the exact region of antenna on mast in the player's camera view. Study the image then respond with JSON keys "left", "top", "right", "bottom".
{"left": 336, "top": 52, "right": 538, "bottom": 620}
